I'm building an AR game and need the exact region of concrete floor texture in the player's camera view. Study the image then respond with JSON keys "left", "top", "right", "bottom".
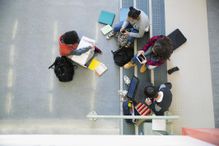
{"left": 0, "top": 0, "right": 218, "bottom": 135}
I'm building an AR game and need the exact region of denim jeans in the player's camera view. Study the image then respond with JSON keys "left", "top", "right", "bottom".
{"left": 113, "top": 21, "right": 139, "bottom": 43}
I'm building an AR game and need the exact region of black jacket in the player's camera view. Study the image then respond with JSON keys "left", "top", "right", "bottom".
{"left": 149, "top": 84, "right": 172, "bottom": 115}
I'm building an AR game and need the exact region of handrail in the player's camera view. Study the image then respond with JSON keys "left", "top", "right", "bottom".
{"left": 86, "top": 111, "right": 179, "bottom": 120}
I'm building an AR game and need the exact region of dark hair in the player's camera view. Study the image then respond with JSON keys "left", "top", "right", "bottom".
{"left": 128, "top": 6, "right": 141, "bottom": 19}
{"left": 153, "top": 36, "right": 173, "bottom": 60}
{"left": 144, "top": 85, "right": 158, "bottom": 99}
{"left": 62, "top": 30, "right": 79, "bottom": 45}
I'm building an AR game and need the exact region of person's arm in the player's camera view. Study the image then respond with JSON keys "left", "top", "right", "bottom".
{"left": 128, "top": 23, "right": 145, "bottom": 38}
{"left": 145, "top": 99, "right": 162, "bottom": 115}
{"left": 142, "top": 35, "right": 163, "bottom": 52}
{"left": 69, "top": 46, "right": 91, "bottom": 56}
{"left": 121, "top": 19, "right": 129, "bottom": 30}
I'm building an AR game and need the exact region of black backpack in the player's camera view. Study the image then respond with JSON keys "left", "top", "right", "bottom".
{"left": 48, "top": 56, "right": 77, "bottom": 82}
{"left": 111, "top": 46, "right": 134, "bottom": 67}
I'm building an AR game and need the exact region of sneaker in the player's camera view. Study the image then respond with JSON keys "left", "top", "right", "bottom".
{"left": 106, "top": 31, "right": 115, "bottom": 40}
{"left": 94, "top": 46, "right": 102, "bottom": 54}
{"left": 124, "top": 62, "right": 135, "bottom": 69}
{"left": 140, "top": 64, "right": 146, "bottom": 73}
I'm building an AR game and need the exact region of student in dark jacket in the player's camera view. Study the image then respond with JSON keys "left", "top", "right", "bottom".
{"left": 144, "top": 82, "right": 172, "bottom": 115}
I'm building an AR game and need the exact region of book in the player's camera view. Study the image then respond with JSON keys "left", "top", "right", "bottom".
{"left": 98, "top": 10, "right": 115, "bottom": 26}
{"left": 101, "top": 25, "right": 113, "bottom": 35}
{"left": 88, "top": 58, "right": 101, "bottom": 71}
{"left": 70, "top": 36, "right": 95, "bottom": 67}
{"left": 95, "top": 62, "right": 107, "bottom": 76}
{"left": 88, "top": 58, "right": 108, "bottom": 76}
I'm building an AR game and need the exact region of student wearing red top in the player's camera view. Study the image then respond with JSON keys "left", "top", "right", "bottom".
{"left": 124, "top": 35, "right": 173, "bottom": 73}
{"left": 59, "top": 30, "right": 101, "bottom": 56}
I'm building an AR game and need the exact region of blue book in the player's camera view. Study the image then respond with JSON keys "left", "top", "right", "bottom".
{"left": 98, "top": 10, "right": 115, "bottom": 26}
{"left": 120, "top": 8, "right": 129, "bottom": 21}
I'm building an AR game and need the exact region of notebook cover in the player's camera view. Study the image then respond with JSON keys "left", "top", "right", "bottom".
{"left": 98, "top": 10, "right": 115, "bottom": 26}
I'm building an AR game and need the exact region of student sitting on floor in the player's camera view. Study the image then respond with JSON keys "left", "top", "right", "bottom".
{"left": 59, "top": 30, "right": 101, "bottom": 56}
{"left": 106, "top": 6, "right": 149, "bottom": 48}
{"left": 124, "top": 35, "right": 173, "bottom": 73}
{"left": 144, "top": 82, "right": 172, "bottom": 115}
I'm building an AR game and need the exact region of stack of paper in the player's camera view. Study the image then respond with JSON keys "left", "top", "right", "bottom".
{"left": 101, "top": 25, "right": 113, "bottom": 35}
{"left": 70, "top": 36, "right": 95, "bottom": 67}
{"left": 88, "top": 58, "right": 107, "bottom": 76}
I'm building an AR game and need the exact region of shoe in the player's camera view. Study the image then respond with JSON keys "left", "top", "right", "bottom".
{"left": 106, "top": 31, "right": 115, "bottom": 40}
{"left": 140, "top": 64, "right": 146, "bottom": 73}
{"left": 94, "top": 46, "right": 102, "bottom": 54}
{"left": 124, "top": 62, "right": 135, "bottom": 69}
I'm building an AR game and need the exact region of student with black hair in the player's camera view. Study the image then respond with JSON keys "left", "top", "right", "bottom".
{"left": 107, "top": 6, "right": 149, "bottom": 47}
{"left": 59, "top": 30, "right": 102, "bottom": 56}
{"left": 124, "top": 35, "right": 173, "bottom": 73}
{"left": 144, "top": 82, "right": 172, "bottom": 115}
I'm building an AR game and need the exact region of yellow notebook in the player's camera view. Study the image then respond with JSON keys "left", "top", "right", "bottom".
{"left": 88, "top": 58, "right": 101, "bottom": 71}
{"left": 88, "top": 58, "right": 107, "bottom": 76}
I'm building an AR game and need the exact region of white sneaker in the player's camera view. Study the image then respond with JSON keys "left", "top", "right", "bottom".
{"left": 106, "top": 31, "right": 115, "bottom": 40}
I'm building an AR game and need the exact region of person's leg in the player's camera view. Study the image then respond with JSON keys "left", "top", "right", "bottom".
{"left": 126, "top": 29, "right": 139, "bottom": 47}
{"left": 124, "top": 55, "right": 142, "bottom": 69}
{"left": 113, "top": 21, "right": 125, "bottom": 32}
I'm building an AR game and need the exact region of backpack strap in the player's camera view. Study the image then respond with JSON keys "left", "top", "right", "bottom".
{"left": 48, "top": 62, "right": 55, "bottom": 69}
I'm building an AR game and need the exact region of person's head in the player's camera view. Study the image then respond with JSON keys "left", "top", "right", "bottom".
{"left": 152, "top": 36, "right": 173, "bottom": 60}
{"left": 62, "top": 30, "right": 79, "bottom": 45}
{"left": 128, "top": 7, "right": 141, "bottom": 20}
{"left": 144, "top": 85, "right": 158, "bottom": 99}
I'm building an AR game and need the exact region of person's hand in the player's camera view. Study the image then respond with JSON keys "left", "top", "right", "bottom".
{"left": 123, "top": 30, "right": 129, "bottom": 36}
{"left": 120, "top": 28, "right": 125, "bottom": 33}
{"left": 137, "top": 50, "right": 144, "bottom": 56}
{"left": 145, "top": 98, "right": 152, "bottom": 105}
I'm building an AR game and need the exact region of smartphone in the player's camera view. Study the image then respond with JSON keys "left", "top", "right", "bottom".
{"left": 137, "top": 54, "right": 146, "bottom": 64}
{"left": 167, "top": 66, "right": 179, "bottom": 74}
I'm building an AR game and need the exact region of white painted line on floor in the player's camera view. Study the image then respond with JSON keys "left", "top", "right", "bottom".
{"left": 9, "top": 45, "right": 15, "bottom": 66}
{"left": 53, "top": 21, "right": 58, "bottom": 42}
{"left": 12, "top": 19, "right": 18, "bottom": 40}
{"left": 7, "top": 68, "right": 14, "bottom": 88}
{"left": 5, "top": 92, "right": 13, "bottom": 114}
{"left": 95, "top": 22, "right": 99, "bottom": 42}
{"left": 149, "top": 0, "right": 154, "bottom": 85}
{"left": 134, "top": 40, "right": 137, "bottom": 77}
{"left": 90, "top": 73, "right": 96, "bottom": 111}
{"left": 48, "top": 93, "right": 53, "bottom": 113}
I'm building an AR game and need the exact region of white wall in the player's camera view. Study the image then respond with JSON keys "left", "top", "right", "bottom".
{"left": 165, "top": 0, "right": 215, "bottom": 134}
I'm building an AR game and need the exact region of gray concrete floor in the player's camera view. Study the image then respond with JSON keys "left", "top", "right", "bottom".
{"left": 0, "top": 0, "right": 121, "bottom": 134}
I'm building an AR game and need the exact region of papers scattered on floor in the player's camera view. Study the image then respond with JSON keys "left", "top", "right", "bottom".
{"left": 101, "top": 25, "right": 113, "bottom": 35}
{"left": 88, "top": 58, "right": 107, "bottom": 76}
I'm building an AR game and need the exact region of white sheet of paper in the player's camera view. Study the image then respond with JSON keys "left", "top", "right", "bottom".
{"left": 70, "top": 36, "right": 95, "bottom": 67}
{"left": 152, "top": 119, "right": 166, "bottom": 131}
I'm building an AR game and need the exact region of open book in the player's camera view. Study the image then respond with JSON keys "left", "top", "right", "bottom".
{"left": 70, "top": 36, "right": 95, "bottom": 67}
{"left": 88, "top": 58, "right": 108, "bottom": 76}
{"left": 101, "top": 25, "right": 113, "bottom": 35}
